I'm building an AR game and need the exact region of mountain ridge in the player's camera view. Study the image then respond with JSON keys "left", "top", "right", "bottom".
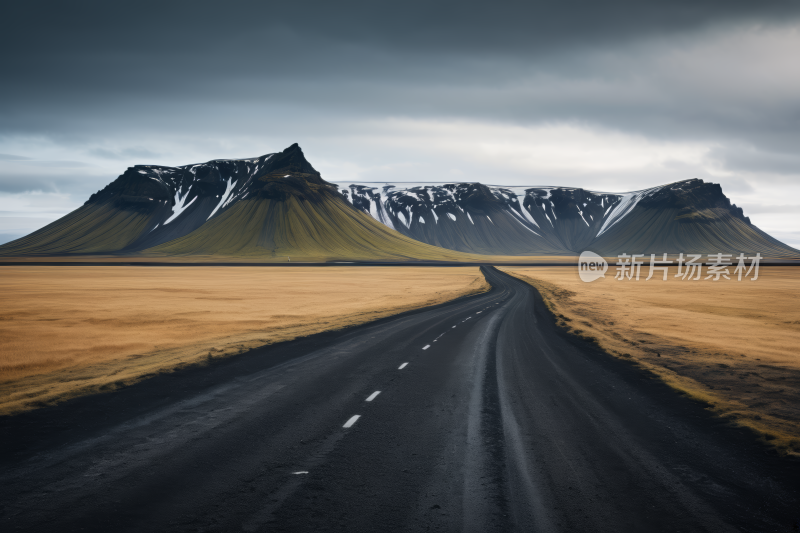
{"left": 337, "top": 178, "right": 798, "bottom": 258}
{"left": 1, "top": 145, "right": 797, "bottom": 260}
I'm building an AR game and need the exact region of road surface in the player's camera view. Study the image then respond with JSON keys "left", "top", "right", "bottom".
{"left": 1, "top": 267, "right": 798, "bottom": 532}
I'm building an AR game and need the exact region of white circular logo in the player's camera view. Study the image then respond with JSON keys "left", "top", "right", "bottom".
{"left": 578, "top": 251, "right": 608, "bottom": 282}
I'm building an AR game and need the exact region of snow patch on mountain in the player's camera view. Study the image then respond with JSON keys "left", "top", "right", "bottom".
{"left": 164, "top": 188, "right": 197, "bottom": 225}
{"left": 595, "top": 187, "right": 657, "bottom": 237}
{"left": 208, "top": 178, "right": 237, "bottom": 220}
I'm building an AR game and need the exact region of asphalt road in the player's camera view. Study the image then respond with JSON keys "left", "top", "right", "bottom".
{"left": 1, "top": 267, "right": 798, "bottom": 532}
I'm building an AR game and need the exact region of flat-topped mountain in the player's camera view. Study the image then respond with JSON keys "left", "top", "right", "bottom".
{"left": 338, "top": 179, "right": 798, "bottom": 257}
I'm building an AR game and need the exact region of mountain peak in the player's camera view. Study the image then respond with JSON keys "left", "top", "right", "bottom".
{"left": 266, "top": 143, "right": 319, "bottom": 176}
{"left": 640, "top": 178, "right": 750, "bottom": 224}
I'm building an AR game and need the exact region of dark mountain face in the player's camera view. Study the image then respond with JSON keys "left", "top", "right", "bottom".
{"left": 338, "top": 181, "right": 624, "bottom": 254}
{"left": 638, "top": 179, "right": 750, "bottom": 224}
{"left": 83, "top": 143, "right": 339, "bottom": 250}
{"left": 261, "top": 142, "right": 320, "bottom": 175}
{"left": 338, "top": 179, "right": 798, "bottom": 257}
{"left": 0, "top": 144, "right": 346, "bottom": 257}
{"left": 87, "top": 143, "right": 330, "bottom": 210}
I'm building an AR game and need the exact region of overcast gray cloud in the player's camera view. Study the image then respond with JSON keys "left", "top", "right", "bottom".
{"left": 1, "top": 0, "right": 800, "bottom": 245}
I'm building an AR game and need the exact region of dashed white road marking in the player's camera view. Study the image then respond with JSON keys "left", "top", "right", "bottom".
{"left": 343, "top": 415, "right": 361, "bottom": 428}
{"left": 452, "top": 326, "right": 456, "bottom": 329}
{"left": 422, "top": 345, "right": 430, "bottom": 350}
{"left": 398, "top": 362, "right": 409, "bottom": 370}
{"left": 292, "top": 471, "right": 309, "bottom": 475}
{"left": 366, "top": 391, "right": 381, "bottom": 402}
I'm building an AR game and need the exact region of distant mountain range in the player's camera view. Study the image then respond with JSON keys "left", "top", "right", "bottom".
{"left": 339, "top": 180, "right": 798, "bottom": 257}
{"left": 1, "top": 144, "right": 796, "bottom": 260}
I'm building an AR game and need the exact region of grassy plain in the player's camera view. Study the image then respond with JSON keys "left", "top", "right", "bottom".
{"left": 0, "top": 266, "right": 489, "bottom": 415}
{"left": 503, "top": 266, "right": 800, "bottom": 456}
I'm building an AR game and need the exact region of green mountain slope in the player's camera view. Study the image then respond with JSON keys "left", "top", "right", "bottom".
{"left": 146, "top": 194, "right": 480, "bottom": 261}
{"left": 0, "top": 202, "right": 164, "bottom": 256}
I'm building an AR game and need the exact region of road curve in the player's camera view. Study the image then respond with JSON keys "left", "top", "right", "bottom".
{"left": 1, "top": 267, "right": 798, "bottom": 532}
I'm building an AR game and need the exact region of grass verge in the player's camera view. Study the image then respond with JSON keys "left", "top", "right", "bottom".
{"left": 503, "top": 266, "right": 800, "bottom": 458}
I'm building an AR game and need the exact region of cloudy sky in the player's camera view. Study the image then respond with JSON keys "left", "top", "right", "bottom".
{"left": 2, "top": 0, "right": 799, "bottom": 246}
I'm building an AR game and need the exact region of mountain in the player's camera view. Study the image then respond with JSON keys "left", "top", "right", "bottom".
{"left": 338, "top": 180, "right": 799, "bottom": 257}
{"left": 0, "top": 145, "right": 477, "bottom": 262}
{"left": 3, "top": 144, "right": 795, "bottom": 261}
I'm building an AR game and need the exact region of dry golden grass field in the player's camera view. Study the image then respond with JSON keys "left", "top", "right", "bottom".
{"left": 504, "top": 266, "right": 800, "bottom": 456}
{"left": 0, "top": 266, "right": 489, "bottom": 415}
